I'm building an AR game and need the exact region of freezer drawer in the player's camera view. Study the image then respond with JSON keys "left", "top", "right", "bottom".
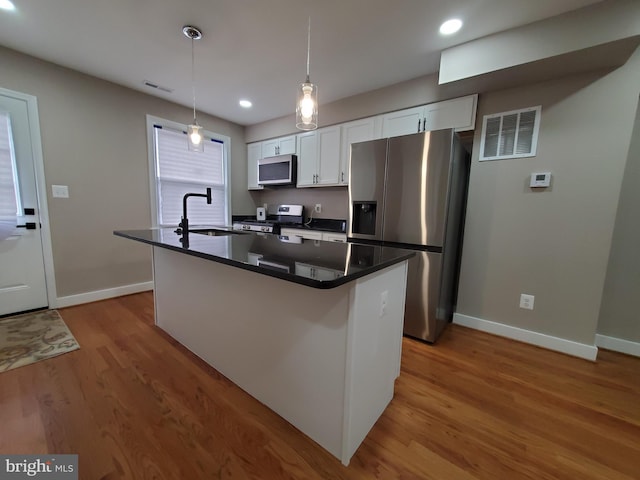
{"left": 403, "top": 250, "right": 448, "bottom": 343}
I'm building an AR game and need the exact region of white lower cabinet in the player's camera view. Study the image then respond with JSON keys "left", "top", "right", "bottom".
{"left": 322, "top": 232, "right": 347, "bottom": 243}
{"left": 280, "top": 228, "right": 346, "bottom": 243}
{"left": 280, "top": 228, "right": 323, "bottom": 241}
{"left": 295, "top": 262, "right": 344, "bottom": 281}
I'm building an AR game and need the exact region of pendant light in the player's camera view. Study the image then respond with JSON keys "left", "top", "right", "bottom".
{"left": 183, "top": 25, "right": 204, "bottom": 152}
{"left": 296, "top": 17, "right": 318, "bottom": 131}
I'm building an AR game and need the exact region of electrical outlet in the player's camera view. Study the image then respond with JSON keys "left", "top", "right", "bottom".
{"left": 519, "top": 294, "right": 535, "bottom": 310}
{"left": 315, "top": 204, "right": 322, "bottom": 213}
{"left": 380, "top": 290, "right": 388, "bottom": 316}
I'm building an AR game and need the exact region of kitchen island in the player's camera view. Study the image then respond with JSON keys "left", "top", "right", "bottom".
{"left": 114, "top": 228, "right": 413, "bottom": 465}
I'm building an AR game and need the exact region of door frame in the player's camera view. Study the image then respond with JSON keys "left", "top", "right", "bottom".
{"left": 1, "top": 86, "right": 57, "bottom": 308}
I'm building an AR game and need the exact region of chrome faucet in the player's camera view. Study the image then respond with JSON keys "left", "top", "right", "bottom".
{"left": 175, "top": 187, "right": 212, "bottom": 236}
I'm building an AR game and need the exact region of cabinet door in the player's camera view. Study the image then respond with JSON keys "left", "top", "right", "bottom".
{"left": 424, "top": 94, "right": 478, "bottom": 132}
{"left": 317, "top": 126, "right": 341, "bottom": 186}
{"left": 322, "top": 232, "right": 346, "bottom": 243}
{"left": 278, "top": 135, "right": 297, "bottom": 154}
{"left": 296, "top": 132, "right": 317, "bottom": 187}
{"left": 247, "top": 143, "right": 263, "bottom": 190}
{"left": 382, "top": 106, "right": 424, "bottom": 138}
{"left": 261, "top": 139, "right": 279, "bottom": 157}
{"left": 340, "top": 117, "right": 377, "bottom": 185}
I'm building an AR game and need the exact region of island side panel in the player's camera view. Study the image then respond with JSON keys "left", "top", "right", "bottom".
{"left": 152, "top": 246, "right": 350, "bottom": 459}
{"left": 342, "top": 260, "right": 408, "bottom": 465}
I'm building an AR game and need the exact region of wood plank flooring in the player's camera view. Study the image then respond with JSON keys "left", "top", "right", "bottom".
{"left": 1, "top": 292, "right": 638, "bottom": 479}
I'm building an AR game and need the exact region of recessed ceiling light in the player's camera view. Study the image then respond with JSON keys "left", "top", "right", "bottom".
{"left": 0, "top": 0, "right": 16, "bottom": 11}
{"left": 439, "top": 18, "right": 462, "bottom": 35}
{"left": 239, "top": 99, "right": 252, "bottom": 108}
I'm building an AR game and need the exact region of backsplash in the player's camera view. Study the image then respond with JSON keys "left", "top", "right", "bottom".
{"left": 249, "top": 187, "right": 349, "bottom": 220}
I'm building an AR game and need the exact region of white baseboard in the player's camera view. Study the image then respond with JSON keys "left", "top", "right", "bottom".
{"left": 595, "top": 334, "right": 640, "bottom": 358}
{"left": 55, "top": 281, "right": 153, "bottom": 309}
{"left": 453, "top": 313, "right": 598, "bottom": 361}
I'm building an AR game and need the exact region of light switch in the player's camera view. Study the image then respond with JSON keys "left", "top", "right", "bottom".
{"left": 52, "top": 185, "right": 69, "bottom": 198}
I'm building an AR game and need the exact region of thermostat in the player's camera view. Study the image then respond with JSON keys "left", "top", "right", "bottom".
{"left": 530, "top": 172, "right": 551, "bottom": 188}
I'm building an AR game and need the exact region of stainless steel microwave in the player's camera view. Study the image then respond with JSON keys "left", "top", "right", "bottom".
{"left": 258, "top": 154, "right": 297, "bottom": 186}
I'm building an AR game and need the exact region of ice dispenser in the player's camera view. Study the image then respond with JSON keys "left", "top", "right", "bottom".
{"left": 351, "top": 201, "right": 377, "bottom": 236}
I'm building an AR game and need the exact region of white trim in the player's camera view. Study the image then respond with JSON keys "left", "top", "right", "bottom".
{"left": 0, "top": 87, "right": 58, "bottom": 309}
{"left": 56, "top": 281, "right": 153, "bottom": 308}
{"left": 595, "top": 334, "right": 640, "bottom": 358}
{"left": 453, "top": 313, "right": 598, "bottom": 361}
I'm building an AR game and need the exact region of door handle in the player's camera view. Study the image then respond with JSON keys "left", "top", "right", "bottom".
{"left": 16, "top": 222, "right": 37, "bottom": 230}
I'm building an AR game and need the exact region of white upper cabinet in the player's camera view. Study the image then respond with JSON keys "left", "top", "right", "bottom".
{"left": 297, "top": 126, "right": 341, "bottom": 187}
{"left": 424, "top": 95, "right": 478, "bottom": 132}
{"left": 382, "top": 94, "right": 478, "bottom": 138}
{"left": 247, "top": 142, "right": 263, "bottom": 190}
{"left": 339, "top": 116, "right": 382, "bottom": 185}
{"left": 247, "top": 134, "right": 298, "bottom": 190}
{"left": 381, "top": 106, "right": 425, "bottom": 138}
{"left": 262, "top": 135, "right": 297, "bottom": 157}
{"left": 297, "top": 132, "right": 317, "bottom": 187}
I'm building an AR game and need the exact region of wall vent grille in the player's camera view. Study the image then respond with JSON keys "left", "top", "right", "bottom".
{"left": 479, "top": 106, "right": 541, "bottom": 161}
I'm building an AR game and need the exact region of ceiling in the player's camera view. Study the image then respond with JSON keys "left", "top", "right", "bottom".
{"left": 0, "top": 0, "right": 604, "bottom": 126}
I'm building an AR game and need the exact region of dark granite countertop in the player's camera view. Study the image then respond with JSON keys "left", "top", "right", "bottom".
{"left": 114, "top": 227, "right": 414, "bottom": 289}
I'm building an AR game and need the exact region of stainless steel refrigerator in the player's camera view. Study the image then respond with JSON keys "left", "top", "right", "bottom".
{"left": 348, "top": 129, "right": 470, "bottom": 343}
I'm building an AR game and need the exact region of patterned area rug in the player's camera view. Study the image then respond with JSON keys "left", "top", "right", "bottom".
{"left": 0, "top": 309, "right": 79, "bottom": 373}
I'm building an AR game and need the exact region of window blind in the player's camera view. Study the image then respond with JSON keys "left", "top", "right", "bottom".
{"left": 154, "top": 126, "right": 226, "bottom": 226}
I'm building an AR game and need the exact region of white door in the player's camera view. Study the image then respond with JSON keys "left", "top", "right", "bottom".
{"left": 0, "top": 91, "right": 48, "bottom": 315}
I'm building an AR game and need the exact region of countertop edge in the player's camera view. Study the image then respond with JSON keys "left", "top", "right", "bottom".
{"left": 113, "top": 230, "right": 413, "bottom": 290}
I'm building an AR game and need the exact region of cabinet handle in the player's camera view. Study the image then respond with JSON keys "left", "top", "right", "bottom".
{"left": 341, "top": 172, "right": 344, "bottom": 182}
{"left": 417, "top": 119, "right": 421, "bottom": 133}
{"left": 422, "top": 118, "right": 426, "bottom": 132}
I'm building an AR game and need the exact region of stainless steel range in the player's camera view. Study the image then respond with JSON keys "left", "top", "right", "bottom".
{"left": 233, "top": 204, "right": 304, "bottom": 234}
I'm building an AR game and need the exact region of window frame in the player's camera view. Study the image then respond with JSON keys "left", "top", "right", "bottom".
{"left": 146, "top": 115, "right": 231, "bottom": 228}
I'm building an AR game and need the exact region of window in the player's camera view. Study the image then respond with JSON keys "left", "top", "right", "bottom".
{"left": 479, "top": 106, "right": 541, "bottom": 161}
{"left": 147, "top": 116, "right": 230, "bottom": 227}
{"left": 0, "top": 111, "right": 20, "bottom": 219}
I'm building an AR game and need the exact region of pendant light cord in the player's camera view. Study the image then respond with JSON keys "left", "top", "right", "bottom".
{"left": 305, "top": 17, "right": 311, "bottom": 82}
{"left": 191, "top": 37, "right": 197, "bottom": 123}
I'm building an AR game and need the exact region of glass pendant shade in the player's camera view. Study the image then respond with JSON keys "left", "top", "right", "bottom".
{"left": 296, "top": 18, "right": 318, "bottom": 131}
{"left": 187, "top": 123, "right": 204, "bottom": 152}
{"left": 296, "top": 80, "right": 318, "bottom": 130}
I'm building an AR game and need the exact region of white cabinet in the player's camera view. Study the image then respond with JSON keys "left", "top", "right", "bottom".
{"left": 247, "top": 134, "right": 298, "bottom": 190}
{"left": 339, "top": 116, "right": 382, "bottom": 185}
{"left": 247, "top": 143, "right": 263, "bottom": 190}
{"left": 381, "top": 94, "right": 478, "bottom": 138}
{"left": 262, "top": 135, "right": 296, "bottom": 157}
{"left": 280, "top": 228, "right": 346, "bottom": 243}
{"left": 296, "top": 126, "right": 342, "bottom": 187}
{"left": 322, "top": 232, "right": 347, "bottom": 243}
{"left": 382, "top": 106, "right": 425, "bottom": 138}
{"left": 280, "top": 228, "right": 323, "bottom": 241}
{"left": 295, "top": 262, "right": 344, "bottom": 281}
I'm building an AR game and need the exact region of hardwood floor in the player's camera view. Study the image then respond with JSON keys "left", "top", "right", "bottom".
{"left": 1, "top": 292, "right": 638, "bottom": 479}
